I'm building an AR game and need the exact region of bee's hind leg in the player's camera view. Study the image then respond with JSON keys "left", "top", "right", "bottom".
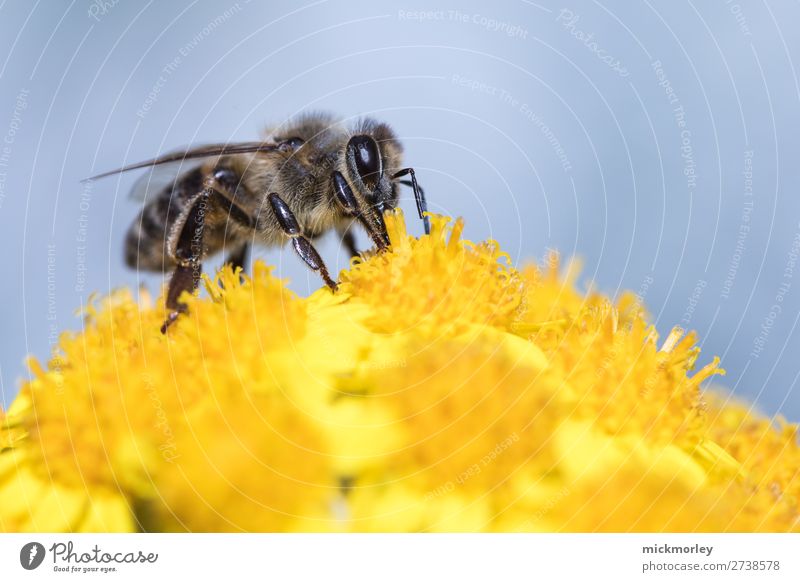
{"left": 161, "top": 264, "right": 198, "bottom": 333}
{"left": 161, "top": 192, "right": 209, "bottom": 333}
{"left": 267, "top": 193, "right": 338, "bottom": 291}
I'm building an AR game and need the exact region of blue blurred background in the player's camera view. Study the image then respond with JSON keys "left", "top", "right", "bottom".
{"left": 1, "top": 1, "right": 799, "bottom": 418}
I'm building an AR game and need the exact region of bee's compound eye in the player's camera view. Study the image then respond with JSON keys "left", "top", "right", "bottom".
{"left": 348, "top": 135, "right": 381, "bottom": 188}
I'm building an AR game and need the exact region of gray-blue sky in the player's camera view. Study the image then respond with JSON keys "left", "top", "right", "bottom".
{"left": 1, "top": 1, "right": 799, "bottom": 419}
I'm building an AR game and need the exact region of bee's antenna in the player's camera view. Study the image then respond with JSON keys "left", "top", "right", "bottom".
{"left": 393, "top": 168, "right": 430, "bottom": 235}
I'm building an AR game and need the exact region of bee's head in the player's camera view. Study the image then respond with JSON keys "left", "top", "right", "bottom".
{"left": 332, "top": 122, "right": 404, "bottom": 247}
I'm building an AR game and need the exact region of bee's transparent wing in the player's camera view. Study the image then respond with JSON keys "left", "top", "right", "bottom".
{"left": 83, "top": 142, "right": 282, "bottom": 200}
{"left": 126, "top": 159, "right": 201, "bottom": 201}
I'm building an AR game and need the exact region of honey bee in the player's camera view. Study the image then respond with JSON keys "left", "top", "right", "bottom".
{"left": 86, "top": 112, "right": 429, "bottom": 332}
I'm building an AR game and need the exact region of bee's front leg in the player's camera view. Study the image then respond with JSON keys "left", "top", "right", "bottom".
{"left": 331, "top": 171, "right": 389, "bottom": 250}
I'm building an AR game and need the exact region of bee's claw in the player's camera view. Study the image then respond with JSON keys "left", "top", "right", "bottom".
{"left": 160, "top": 311, "right": 181, "bottom": 334}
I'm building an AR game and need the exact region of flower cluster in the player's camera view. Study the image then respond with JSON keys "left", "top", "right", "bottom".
{"left": 1, "top": 211, "right": 798, "bottom": 531}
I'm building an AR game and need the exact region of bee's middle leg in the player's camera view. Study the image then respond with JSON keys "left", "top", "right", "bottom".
{"left": 267, "top": 192, "right": 338, "bottom": 291}
{"left": 225, "top": 243, "right": 250, "bottom": 275}
{"left": 208, "top": 167, "right": 256, "bottom": 275}
{"left": 337, "top": 225, "right": 359, "bottom": 259}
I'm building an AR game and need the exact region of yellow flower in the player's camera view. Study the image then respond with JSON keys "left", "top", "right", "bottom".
{"left": 338, "top": 214, "right": 523, "bottom": 335}
{"left": 1, "top": 210, "right": 798, "bottom": 532}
